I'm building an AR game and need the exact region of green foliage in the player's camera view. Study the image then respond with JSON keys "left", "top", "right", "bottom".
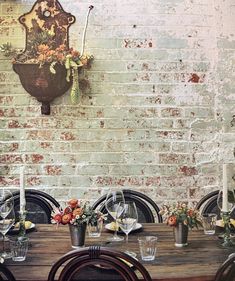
{"left": 0, "top": 42, "right": 17, "bottom": 57}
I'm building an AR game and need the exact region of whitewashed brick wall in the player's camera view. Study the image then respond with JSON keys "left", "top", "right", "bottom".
{"left": 0, "top": 0, "right": 234, "bottom": 205}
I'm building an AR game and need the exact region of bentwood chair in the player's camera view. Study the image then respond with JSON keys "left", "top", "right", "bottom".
{"left": 48, "top": 246, "right": 152, "bottom": 281}
{"left": 92, "top": 189, "right": 162, "bottom": 223}
{"left": 196, "top": 190, "right": 235, "bottom": 219}
{"left": 5, "top": 189, "right": 60, "bottom": 224}
{"left": 0, "top": 263, "right": 16, "bottom": 281}
{"left": 214, "top": 253, "right": 235, "bottom": 281}
{"left": 196, "top": 190, "right": 220, "bottom": 216}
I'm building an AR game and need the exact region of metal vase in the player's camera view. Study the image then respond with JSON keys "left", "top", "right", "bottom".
{"left": 69, "top": 223, "right": 87, "bottom": 248}
{"left": 174, "top": 223, "right": 188, "bottom": 247}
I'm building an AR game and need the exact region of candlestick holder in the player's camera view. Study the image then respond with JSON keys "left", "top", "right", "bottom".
{"left": 18, "top": 211, "right": 27, "bottom": 237}
{"left": 220, "top": 211, "right": 235, "bottom": 247}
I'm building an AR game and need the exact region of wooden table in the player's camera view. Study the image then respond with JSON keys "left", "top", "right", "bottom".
{"left": 3, "top": 223, "right": 233, "bottom": 281}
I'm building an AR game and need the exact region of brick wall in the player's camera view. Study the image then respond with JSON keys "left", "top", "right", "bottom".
{"left": 0, "top": 0, "right": 234, "bottom": 205}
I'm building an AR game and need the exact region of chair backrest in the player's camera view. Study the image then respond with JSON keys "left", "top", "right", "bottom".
{"left": 196, "top": 190, "right": 220, "bottom": 216}
{"left": 92, "top": 189, "right": 162, "bottom": 223}
{"left": 196, "top": 190, "right": 235, "bottom": 219}
{"left": 48, "top": 246, "right": 153, "bottom": 281}
{"left": 6, "top": 189, "right": 60, "bottom": 224}
{"left": 0, "top": 264, "right": 16, "bottom": 281}
{"left": 214, "top": 253, "right": 235, "bottom": 281}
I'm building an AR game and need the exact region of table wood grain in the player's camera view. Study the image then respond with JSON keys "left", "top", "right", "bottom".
{"left": 3, "top": 224, "right": 233, "bottom": 281}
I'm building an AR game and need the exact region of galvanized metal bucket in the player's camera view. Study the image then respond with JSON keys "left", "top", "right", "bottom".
{"left": 69, "top": 223, "right": 87, "bottom": 248}
{"left": 174, "top": 223, "right": 188, "bottom": 247}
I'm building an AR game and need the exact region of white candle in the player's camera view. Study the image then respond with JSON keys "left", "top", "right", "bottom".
{"left": 222, "top": 164, "right": 229, "bottom": 212}
{"left": 20, "top": 166, "right": 26, "bottom": 213}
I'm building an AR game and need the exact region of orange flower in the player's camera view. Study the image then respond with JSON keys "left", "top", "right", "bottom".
{"left": 56, "top": 44, "right": 66, "bottom": 52}
{"left": 37, "top": 44, "right": 50, "bottom": 54}
{"left": 61, "top": 213, "right": 72, "bottom": 225}
{"left": 68, "top": 199, "right": 78, "bottom": 209}
{"left": 167, "top": 216, "right": 177, "bottom": 226}
{"left": 73, "top": 208, "right": 83, "bottom": 217}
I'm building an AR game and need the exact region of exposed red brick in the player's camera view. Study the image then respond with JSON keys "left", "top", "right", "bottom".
{"left": 8, "top": 120, "right": 21, "bottom": 128}
{"left": 40, "top": 142, "right": 52, "bottom": 149}
{"left": 27, "top": 176, "right": 41, "bottom": 186}
{"left": 188, "top": 73, "right": 205, "bottom": 83}
{"left": 0, "top": 176, "right": 18, "bottom": 186}
{"left": 145, "top": 176, "right": 161, "bottom": 186}
{"left": 123, "top": 38, "right": 153, "bottom": 48}
{"left": 0, "top": 96, "right": 13, "bottom": 104}
{"left": 161, "top": 108, "right": 181, "bottom": 117}
{"left": 44, "top": 165, "right": 62, "bottom": 175}
{"left": 31, "top": 154, "right": 44, "bottom": 163}
{"left": 0, "top": 108, "right": 16, "bottom": 117}
{"left": 9, "top": 143, "right": 19, "bottom": 152}
{"left": 0, "top": 154, "right": 22, "bottom": 164}
{"left": 179, "top": 166, "right": 198, "bottom": 176}
{"left": 60, "top": 132, "right": 76, "bottom": 141}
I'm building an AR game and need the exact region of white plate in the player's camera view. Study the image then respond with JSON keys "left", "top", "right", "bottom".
{"left": 105, "top": 222, "right": 142, "bottom": 233}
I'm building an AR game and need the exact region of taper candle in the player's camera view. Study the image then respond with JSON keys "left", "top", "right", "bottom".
{"left": 20, "top": 166, "right": 26, "bottom": 213}
{"left": 222, "top": 164, "right": 229, "bottom": 212}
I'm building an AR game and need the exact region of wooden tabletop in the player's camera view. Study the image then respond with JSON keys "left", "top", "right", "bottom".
{"left": 3, "top": 223, "right": 234, "bottom": 281}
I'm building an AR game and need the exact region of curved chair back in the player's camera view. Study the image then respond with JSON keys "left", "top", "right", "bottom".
{"left": 48, "top": 246, "right": 152, "bottom": 281}
{"left": 92, "top": 189, "right": 162, "bottom": 223}
{"left": 196, "top": 190, "right": 235, "bottom": 219}
{"left": 196, "top": 190, "right": 220, "bottom": 216}
{"left": 6, "top": 189, "right": 60, "bottom": 224}
{"left": 0, "top": 264, "right": 16, "bottom": 281}
{"left": 214, "top": 253, "right": 235, "bottom": 281}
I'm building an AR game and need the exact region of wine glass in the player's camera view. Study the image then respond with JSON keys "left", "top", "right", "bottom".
{"left": 217, "top": 189, "right": 235, "bottom": 213}
{"left": 105, "top": 189, "right": 125, "bottom": 241}
{"left": 0, "top": 204, "right": 15, "bottom": 259}
{"left": 117, "top": 202, "right": 138, "bottom": 257}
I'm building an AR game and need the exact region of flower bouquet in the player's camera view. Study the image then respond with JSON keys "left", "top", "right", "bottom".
{"left": 160, "top": 202, "right": 202, "bottom": 247}
{"left": 51, "top": 199, "right": 106, "bottom": 247}
{"left": 51, "top": 199, "right": 105, "bottom": 226}
{"left": 160, "top": 202, "right": 202, "bottom": 228}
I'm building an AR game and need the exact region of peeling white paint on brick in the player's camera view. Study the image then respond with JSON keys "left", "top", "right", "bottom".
{"left": 0, "top": 0, "right": 234, "bottom": 204}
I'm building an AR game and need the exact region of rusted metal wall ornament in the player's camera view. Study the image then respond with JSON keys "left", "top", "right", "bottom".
{"left": 13, "top": 0, "right": 76, "bottom": 115}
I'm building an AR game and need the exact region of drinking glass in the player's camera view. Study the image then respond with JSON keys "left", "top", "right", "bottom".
{"left": 118, "top": 201, "right": 138, "bottom": 257}
{"left": 202, "top": 213, "right": 217, "bottom": 235}
{"left": 0, "top": 189, "right": 13, "bottom": 212}
{"left": 105, "top": 189, "right": 125, "bottom": 241}
{"left": 0, "top": 205, "right": 15, "bottom": 259}
{"left": 217, "top": 189, "right": 235, "bottom": 213}
{"left": 118, "top": 202, "right": 138, "bottom": 242}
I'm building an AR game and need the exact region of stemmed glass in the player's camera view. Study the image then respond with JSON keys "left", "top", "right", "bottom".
{"left": 217, "top": 189, "right": 235, "bottom": 213}
{"left": 105, "top": 189, "right": 125, "bottom": 241}
{"left": 0, "top": 199, "right": 15, "bottom": 259}
{"left": 117, "top": 201, "right": 138, "bottom": 257}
